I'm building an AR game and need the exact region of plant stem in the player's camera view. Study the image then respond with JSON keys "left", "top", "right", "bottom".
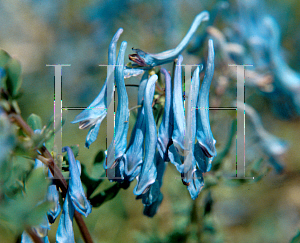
{"left": 10, "top": 113, "right": 94, "bottom": 243}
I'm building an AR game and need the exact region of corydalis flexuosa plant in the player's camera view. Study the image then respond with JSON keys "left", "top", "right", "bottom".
{"left": 72, "top": 10, "right": 216, "bottom": 215}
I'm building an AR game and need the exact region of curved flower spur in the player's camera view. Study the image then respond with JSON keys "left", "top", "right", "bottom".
{"left": 128, "top": 11, "right": 209, "bottom": 68}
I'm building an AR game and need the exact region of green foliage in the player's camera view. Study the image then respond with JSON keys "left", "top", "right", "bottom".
{"left": 81, "top": 163, "right": 104, "bottom": 198}
{"left": 0, "top": 168, "right": 51, "bottom": 242}
{"left": 0, "top": 50, "right": 22, "bottom": 99}
{"left": 6, "top": 58, "right": 22, "bottom": 98}
{"left": 27, "top": 114, "right": 43, "bottom": 131}
{"left": 291, "top": 230, "right": 300, "bottom": 243}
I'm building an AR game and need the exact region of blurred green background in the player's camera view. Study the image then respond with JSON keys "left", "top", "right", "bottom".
{"left": 1, "top": 0, "right": 300, "bottom": 242}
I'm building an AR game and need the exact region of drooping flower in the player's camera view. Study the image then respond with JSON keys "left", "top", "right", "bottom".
{"left": 128, "top": 11, "right": 209, "bottom": 68}
{"left": 195, "top": 39, "right": 217, "bottom": 172}
{"left": 133, "top": 74, "right": 158, "bottom": 196}
{"left": 169, "top": 55, "right": 185, "bottom": 161}
{"left": 140, "top": 148, "right": 166, "bottom": 217}
{"left": 56, "top": 147, "right": 92, "bottom": 243}
{"left": 166, "top": 40, "right": 216, "bottom": 200}
{"left": 263, "top": 16, "right": 300, "bottom": 116}
{"left": 106, "top": 41, "right": 129, "bottom": 172}
{"left": 157, "top": 68, "right": 173, "bottom": 161}
{"left": 71, "top": 28, "right": 123, "bottom": 148}
{"left": 124, "top": 71, "right": 148, "bottom": 181}
{"left": 238, "top": 102, "right": 287, "bottom": 173}
{"left": 46, "top": 169, "right": 61, "bottom": 224}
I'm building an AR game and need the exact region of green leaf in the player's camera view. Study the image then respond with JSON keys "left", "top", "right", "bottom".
{"left": 6, "top": 58, "right": 22, "bottom": 97}
{"left": 291, "top": 230, "right": 300, "bottom": 243}
{"left": 23, "top": 168, "right": 50, "bottom": 207}
{"left": 0, "top": 49, "right": 11, "bottom": 67}
{"left": 94, "top": 150, "right": 105, "bottom": 164}
{"left": 81, "top": 164, "right": 104, "bottom": 198}
{"left": 0, "top": 168, "right": 50, "bottom": 238}
{"left": 26, "top": 201, "right": 52, "bottom": 226}
{"left": 27, "top": 114, "right": 43, "bottom": 131}
{"left": 89, "top": 183, "right": 121, "bottom": 207}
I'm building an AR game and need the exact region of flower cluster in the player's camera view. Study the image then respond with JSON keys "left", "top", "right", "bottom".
{"left": 227, "top": 0, "right": 300, "bottom": 119}
{"left": 73, "top": 11, "right": 216, "bottom": 215}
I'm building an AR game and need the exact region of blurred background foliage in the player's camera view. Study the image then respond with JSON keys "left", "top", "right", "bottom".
{"left": 1, "top": 0, "right": 300, "bottom": 242}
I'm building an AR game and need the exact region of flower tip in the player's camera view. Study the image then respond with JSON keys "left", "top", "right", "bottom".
{"left": 178, "top": 55, "right": 183, "bottom": 63}
{"left": 199, "top": 10, "right": 210, "bottom": 22}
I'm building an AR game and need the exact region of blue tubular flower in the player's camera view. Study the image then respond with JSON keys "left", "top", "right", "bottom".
{"left": 56, "top": 147, "right": 92, "bottom": 243}
{"left": 124, "top": 72, "right": 148, "bottom": 180}
{"left": 167, "top": 55, "right": 186, "bottom": 173}
{"left": 196, "top": 39, "right": 217, "bottom": 162}
{"left": 128, "top": 11, "right": 209, "bottom": 68}
{"left": 56, "top": 193, "right": 75, "bottom": 243}
{"left": 71, "top": 28, "right": 123, "bottom": 148}
{"left": 239, "top": 102, "right": 287, "bottom": 173}
{"left": 133, "top": 74, "right": 158, "bottom": 195}
{"left": 157, "top": 68, "right": 173, "bottom": 161}
{"left": 187, "top": 169, "right": 204, "bottom": 200}
{"left": 170, "top": 55, "right": 185, "bottom": 155}
{"left": 124, "top": 68, "right": 144, "bottom": 78}
{"left": 141, "top": 151, "right": 166, "bottom": 217}
{"left": 47, "top": 170, "right": 61, "bottom": 223}
{"left": 106, "top": 41, "right": 129, "bottom": 171}
{"left": 263, "top": 17, "right": 300, "bottom": 115}
{"left": 182, "top": 65, "right": 201, "bottom": 184}
{"left": 62, "top": 146, "right": 92, "bottom": 216}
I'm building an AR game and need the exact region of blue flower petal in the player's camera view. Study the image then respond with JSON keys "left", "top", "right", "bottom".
{"left": 264, "top": 16, "right": 300, "bottom": 115}
{"left": 133, "top": 74, "right": 158, "bottom": 195}
{"left": 128, "top": 11, "right": 209, "bottom": 67}
{"left": 187, "top": 169, "right": 204, "bottom": 200}
{"left": 171, "top": 55, "right": 185, "bottom": 155}
{"left": 56, "top": 193, "right": 75, "bottom": 243}
{"left": 196, "top": 39, "right": 217, "bottom": 159}
{"left": 124, "top": 68, "right": 144, "bottom": 78}
{"left": 72, "top": 28, "right": 123, "bottom": 148}
{"left": 47, "top": 170, "right": 61, "bottom": 224}
{"left": 157, "top": 68, "right": 173, "bottom": 161}
{"left": 62, "top": 146, "right": 92, "bottom": 217}
{"left": 182, "top": 65, "right": 201, "bottom": 184}
{"left": 124, "top": 72, "right": 148, "bottom": 180}
{"left": 143, "top": 191, "right": 163, "bottom": 217}
{"left": 106, "top": 41, "right": 129, "bottom": 170}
